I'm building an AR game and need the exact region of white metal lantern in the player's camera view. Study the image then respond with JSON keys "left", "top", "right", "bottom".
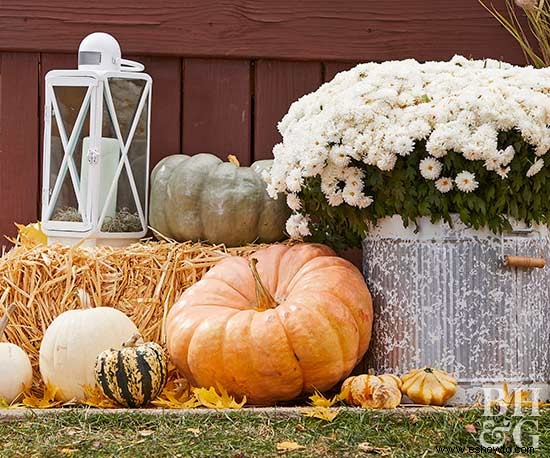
{"left": 41, "top": 32, "right": 152, "bottom": 246}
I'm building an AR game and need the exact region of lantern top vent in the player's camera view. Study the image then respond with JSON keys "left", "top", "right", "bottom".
{"left": 78, "top": 32, "right": 144, "bottom": 73}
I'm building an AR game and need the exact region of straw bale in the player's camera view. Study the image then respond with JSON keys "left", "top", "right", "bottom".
{"left": 0, "top": 240, "right": 265, "bottom": 387}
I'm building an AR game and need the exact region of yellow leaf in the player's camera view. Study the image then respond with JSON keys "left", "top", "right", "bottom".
{"left": 15, "top": 222, "right": 47, "bottom": 248}
{"left": 0, "top": 396, "right": 9, "bottom": 408}
{"left": 81, "top": 385, "right": 119, "bottom": 409}
{"left": 276, "top": 441, "right": 305, "bottom": 452}
{"left": 20, "top": 384, "right": 63, "bottom": 409}
{"left": 192, "top": 385, "right": 246, "bottom": 409}
{"left": 309, "top": 390, "right": 339, "bottom": 408}
{"left": 151, "top": 379, "right": 200, "bottom": 409}
{"left": 299, "top": 406, "right": 339, "bottom": 422}
{"left": 489, "top": 382, "right": 547, "bottom": 409}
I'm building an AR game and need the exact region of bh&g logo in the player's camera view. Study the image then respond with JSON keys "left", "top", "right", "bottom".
{"left": 479, "top": 386, "right": 541, "bottom": 450}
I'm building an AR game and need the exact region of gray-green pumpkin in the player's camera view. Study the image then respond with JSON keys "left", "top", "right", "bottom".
{"left": 149, "top": 153, "right": 290, "bottom": 246}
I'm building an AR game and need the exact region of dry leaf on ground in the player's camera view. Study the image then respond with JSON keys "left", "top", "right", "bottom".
{"left": 357, "top": 442, "right": 392, "bottom": 455}
{"left": 464, "top": 424, "right": 477, "bottom": 434}
{"left": 193, "top": 385, "right": 246, "bottom": 409}
{"left": 81, "top": 385, "right": 118, "bottom": 409}
{"left": 152, "top": 379, "right": 201, "bottom": 409}
{"left": 309, "top": 391, "right": 339, "bottom": 408}
{"left": 185, "top": 428, "right": 201, "bottom": 435}
{"left": 20, "top": 384, "right": 63, "bottom": 409}
{"left": 300, "top": 406, "right": 339, "bottom": 422}
{"left": 276, "top": 441, "right": 306, "bottom": 452}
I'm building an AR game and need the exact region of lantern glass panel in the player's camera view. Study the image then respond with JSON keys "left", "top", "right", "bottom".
{"left": 48, "top": 86, "right": 91, "bottom": 225}
{"left": 108, "top": 77, "right": 147, "bottom": 143}
{"left": 98, "top": 80, "right": 148, "bottom": 234}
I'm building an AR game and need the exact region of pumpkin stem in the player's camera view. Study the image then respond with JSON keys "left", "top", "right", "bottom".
{"left": 249, "top": 258, "right": 278, "bottom": 311}
{"left": 424, "top": 367, "right": 434, "bottom": 373}
{"left": 227, "top": 155, "right": 240, "bottom": 167}
{"left": 123, "top": 333, "right": 143, "bottom": 348}
{"left": 0, "top": 304, "right": 16, "bottom": 341}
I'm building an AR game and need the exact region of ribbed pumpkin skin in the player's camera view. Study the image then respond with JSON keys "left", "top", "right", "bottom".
{"left": 166, "top": 243, "right": 373, "bottom": 406}
{"left": 95, "top": 342, "right": 168, "bottom": 407}
{"left": 149, "top": 153, "right": 290, "bottom": 247}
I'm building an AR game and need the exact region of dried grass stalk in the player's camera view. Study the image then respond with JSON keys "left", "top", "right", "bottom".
{"left": 0, "top": 240, "right": 268, "bottom": 388}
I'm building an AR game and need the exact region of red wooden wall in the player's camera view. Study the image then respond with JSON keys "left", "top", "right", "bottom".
{"left": 0, "top": 0, "right": 526, "bottom": 243}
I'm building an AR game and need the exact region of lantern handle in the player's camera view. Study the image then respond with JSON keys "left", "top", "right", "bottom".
{"left": 120, "top": 58, "right": 145, "bottom": 72}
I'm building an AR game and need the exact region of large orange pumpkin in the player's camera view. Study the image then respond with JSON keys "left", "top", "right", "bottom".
{"left": 166, "top": 243, "right": 373, "bottom": 405}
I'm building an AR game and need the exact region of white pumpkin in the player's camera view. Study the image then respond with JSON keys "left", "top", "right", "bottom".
{"left": 39, "top": 306, "right": 139, "bottom": 402}
{"left": 0, "top": 304, "right": 33, "bottom": 403}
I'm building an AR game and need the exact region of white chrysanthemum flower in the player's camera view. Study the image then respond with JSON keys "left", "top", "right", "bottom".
{"left": 526, "top": 158, "right": 545, "bottom": 177}
{"left": 496, "top": 166, "right": 510, "bottom": 179}
{"left": 285, "top": 168, "right": 303, "bottom": 192}
{"left": 377, "top": 152, "right": 397, "bottom": 171}
{"left": 285, "top": 213, "right": 311, "bottom": 238}
{"left": 455, "top": 171, "right": 479, "bottom": 193}
{"left": 499, "top": 145, "right": 515, "bottom": 166}
{"left": 342, "top": 188, "right": 371, "bottom": 207}
{"left": 419, "top": 157, "right": 443, "bottom": 180}
{"left": 329, "top": 145, "right": 351, "bottom": 167}
{"left": 286, "top": 193, "right": 302, "bottom": 211}
{"left": 435, "top": 177, "right": 453, "bottom": 193}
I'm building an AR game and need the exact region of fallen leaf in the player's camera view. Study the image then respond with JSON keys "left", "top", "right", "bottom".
{"left": 81, "top": 385, "right": 118, "bottom": 409}
{"left": 139, "top": 430, "right": 154, "bottom": 437}
{"left": 309, "top": 391, "right": 339, "bottom": 408}
{"left": 15, "top": 222, "right": 47, "bottom": 248}
{"left": 59, "top": 448, "right": 77, "bottom": 455}
{"left": 193, "top": 385, "right": 246, "bottom": 409}
{"left": 299, "top": 406, "right": 339, "bottom": 422}
{"left": 464, "top": 424, "right": 477, "bottom": 434}
{"left": 407, "top": 413, "right": 419, "bottom": 424}
{"left": 357, "top": 442, "right": 392, "bottom": 455}
{"left": 295, "top": 424, "right": 305, "bottom": 431}
{"left": 276, "top": 441, "right": 305, "bottom": 452}
{"left": 0, "top": 396, "right": 9, "bottom": 408}
{"left": 92, "top": 441, "right": 102, "bottom": 449}
{"left": 185, "top": 428, "right": 201, "bottom": 435}
{"left": 488, "top": 382, "right": 549, "bottom": 409}
{"left": 151, "top": 379, "right": 201, "bottom": 409}
{"left": 21, "top": 384, "right": 63, "bottom": 409}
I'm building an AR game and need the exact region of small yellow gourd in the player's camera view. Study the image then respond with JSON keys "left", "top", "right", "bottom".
{"left": 401, "top": 367, "right": 457, "bottom": 406}
{"left": 340, "top": 373, "right": 402, "bottom": 409}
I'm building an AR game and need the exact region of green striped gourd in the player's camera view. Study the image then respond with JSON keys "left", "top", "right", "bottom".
{"left": 95, "top": 334, "right": 168, "bottom": 407}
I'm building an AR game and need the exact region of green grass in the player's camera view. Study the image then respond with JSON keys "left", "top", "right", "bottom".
{"left": 0, "top": 408, "right": 548, "bottom": 457}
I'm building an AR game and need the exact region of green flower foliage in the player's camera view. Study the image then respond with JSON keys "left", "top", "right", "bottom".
{"left": 300, "top": 130, "right": 550, "bottom": 250}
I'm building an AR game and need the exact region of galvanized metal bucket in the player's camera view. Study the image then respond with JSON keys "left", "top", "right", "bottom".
{"left": 362, "top": 216, "right": 550, "bottom": 404}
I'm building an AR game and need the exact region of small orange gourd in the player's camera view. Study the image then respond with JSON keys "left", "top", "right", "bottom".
{"left": 340, "top": 374, "right": 402, "bottom": 409}
{"left": 401, "top": 367, "right": 457, "bottom": 406}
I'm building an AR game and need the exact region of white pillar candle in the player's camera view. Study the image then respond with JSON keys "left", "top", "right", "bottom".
{"left": 80, "top": 137, "right": 120, "bottom": 220}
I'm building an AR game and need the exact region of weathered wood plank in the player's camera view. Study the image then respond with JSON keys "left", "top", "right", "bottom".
{"left": 128, "top": 55, "right": 182, "bottom": 167}
{"left": 182, "top": 59, "right": 251, "bottom": 165}
{"left": 0, "top": 53, "right": 40, "bottom": 241}
{"left": 0, "top": 0, "right": 527, "bottom": 63}
{"left": 254, "top": 60, "right": 322, "bottom": 161}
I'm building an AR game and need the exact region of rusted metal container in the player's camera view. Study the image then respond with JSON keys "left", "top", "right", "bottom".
{"left": 363, "top": 216, "right": 550, "bottom": 404}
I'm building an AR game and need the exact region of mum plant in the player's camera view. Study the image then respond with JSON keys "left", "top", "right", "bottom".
{"left": 264, "top": 56, "right": 550, "bottom": 250}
